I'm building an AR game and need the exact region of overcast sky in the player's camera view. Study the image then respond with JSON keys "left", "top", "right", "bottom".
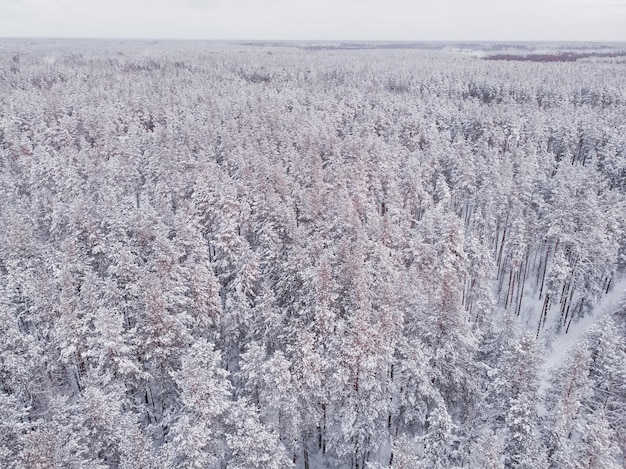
{"left": 0, "top": 0, "right": 625, "bottom": 42}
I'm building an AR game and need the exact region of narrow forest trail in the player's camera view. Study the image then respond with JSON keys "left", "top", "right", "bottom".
{"left": 540, "top": 275, "right": 626, "bottom": 391}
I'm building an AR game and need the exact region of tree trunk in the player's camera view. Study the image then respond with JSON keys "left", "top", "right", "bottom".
{"left": 538, "top": 243, "right": 551, "bottom": 299}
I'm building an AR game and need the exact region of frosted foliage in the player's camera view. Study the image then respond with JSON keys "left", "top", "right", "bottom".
{"left": 502, "top": 334, "right": 547, "bottom": 469}
{"left": 166, "top": 340, "right": 232, "bottom": 468}
{"left": 175, "top": 340, "right": 231, "bottom": 420}
{"left": 390, "top": 435, "right": 422, "bottom": 468}
{"left": 421, "top": 405, "right": 456, "bottom": 468}
{"left": 0, "top": 40, "right": 624, "bottom": 468}
{"left": 577, "top": 410, "right": 622, "bottom": 469}
{"left": 225, "top": 401, "right": 293, "bottom": 469}
{"left": 470, "top": 432, "right": 505, "bottom": 469}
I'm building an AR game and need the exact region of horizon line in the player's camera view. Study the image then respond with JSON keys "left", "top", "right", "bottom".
{"left": 1, "top": 37, "right": 626, "bottom": 44}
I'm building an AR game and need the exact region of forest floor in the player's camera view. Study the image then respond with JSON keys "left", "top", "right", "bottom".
{"left": 539, "top": 275, "right": 626, "bottom": 396}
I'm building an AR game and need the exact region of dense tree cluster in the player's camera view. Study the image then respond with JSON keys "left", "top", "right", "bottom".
{"left": 0, "top": 40, "right": 625, "bottom": 468}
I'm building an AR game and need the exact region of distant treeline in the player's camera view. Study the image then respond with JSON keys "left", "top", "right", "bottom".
{"left": 485, "top": 51, "right": 626, "bottom": 62}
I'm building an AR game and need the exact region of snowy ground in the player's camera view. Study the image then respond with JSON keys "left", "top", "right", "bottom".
{"left": 539, "top": 275, "right": 626, "bottom": 396}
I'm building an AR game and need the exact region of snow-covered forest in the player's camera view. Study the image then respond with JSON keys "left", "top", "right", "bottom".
{"left": 0, "top": 40, "right": 625, "bottom": 468}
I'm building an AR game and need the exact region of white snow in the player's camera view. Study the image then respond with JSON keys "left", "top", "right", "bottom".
{"left": 539, "top": 275, "right": 626, "bottom": 396}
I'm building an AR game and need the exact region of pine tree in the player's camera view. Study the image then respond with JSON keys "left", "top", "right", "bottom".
{"left": 165, "top": 339, "right": 232, "bottom": 468}
{"left": 421, "top": 404, "right": 456, "bottom": 468}
{"left": 502, "top": 334, "right": 547, "bottom": 469}
{"left": 544, "top": 342, "right": 593, "bottom": 468}
{"left": 576, "top": 409, "right": 622, "bottom": 469}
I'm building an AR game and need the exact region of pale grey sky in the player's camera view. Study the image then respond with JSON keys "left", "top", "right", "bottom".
{"left": 0, "top": 0, "right": 624, "bottom": 41}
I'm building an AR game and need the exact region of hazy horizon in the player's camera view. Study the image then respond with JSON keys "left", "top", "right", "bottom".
{"left": 1, "top": 0, "right": 625, "bottom": 42}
